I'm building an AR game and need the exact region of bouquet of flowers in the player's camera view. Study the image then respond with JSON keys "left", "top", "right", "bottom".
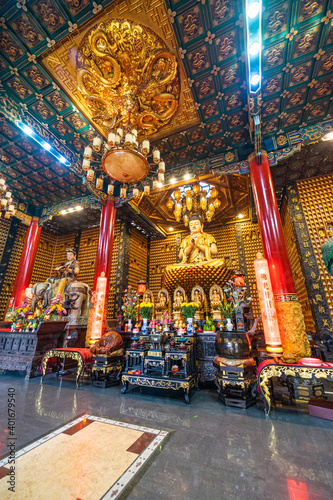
{"left": 181, "top": 302, "right": 199, "bottom": 320}
{"left": 223, "top": 280, "right": 251, "bottom": 313}
{"left": 44, "top": 301, "right": 67, "bottom": 317}
{"left": 217, "top": 302, "right": 235, "bottom": 319}
{"left": 122, "top": 286, "right": 140, "bottom": 321}
{"left": 139, "top": 301, "right": 153, "bottom": 319}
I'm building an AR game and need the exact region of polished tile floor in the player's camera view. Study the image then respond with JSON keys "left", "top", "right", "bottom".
{"left": 0, "top": 373, "right": 332, "bottom": 500}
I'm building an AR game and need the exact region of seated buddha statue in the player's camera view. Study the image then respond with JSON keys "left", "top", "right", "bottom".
{"left": 179, "top": 214, "right": 218, "bottom": 264}
{"left": 163, "top": 214, "right": 230, "bottom": 295}
{"left": 210, "top": 285, "right": 223, "bottom": 320}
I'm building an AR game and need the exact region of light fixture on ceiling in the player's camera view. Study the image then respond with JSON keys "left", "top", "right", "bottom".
{"left": 322, "top": 132, "right": 333, "bottom": 141}
{"left": 247, "top": 1, "right": 260, "bottom": 19}
{"left": 167, "top": 182, "right": 222, "bottom": 225}
{"left": 170, "top": 178, "right": 176, "bottom": 184}
{"left": 16, "top": 121, "right": 71, "bottom": 167}
{"left": 60, "top": 205, "right": 83, "bottom": 215}
{"left": 184, "top": 173, "right": 191, "bottom": 180}
{"left": 246, "top": 0, "right": 262, "bottom": 94}
{"left": 0, "top": 175, "right": 15, "bottom": 218}
{"left": 238, "top": 213, "right": 244, "bottom": 219}
{"left": 168, "top": 227, "right": 174, "bottom": 231}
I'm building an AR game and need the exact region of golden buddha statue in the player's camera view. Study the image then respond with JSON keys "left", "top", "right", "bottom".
{"left": 179, "top": 215, "right": 218, "bottom": 264}
{"left": 172, "top": 287, "right": 186, "bottom": 321}
{"left": 164, "top": 214, "right": 232, "bottom": 295}
{"left": 191, "top": 286, "right": 205, "bottom": 320}
{"left": 155, "top": 288, "right": 169, "bottom": 321}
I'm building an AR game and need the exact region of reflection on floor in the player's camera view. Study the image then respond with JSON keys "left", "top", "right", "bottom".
{"left": 0, "top": 373, "right": 332, "bottom": 500}
{"left": 0, "top": 414, "right": 168, "bottom": 500}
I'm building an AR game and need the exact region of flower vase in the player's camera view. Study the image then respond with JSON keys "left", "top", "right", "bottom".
{"left": 226, "top": 318, "right": 233, "bottom": 331}
{"left": 127, "top": 319, "right": 132, "bottom": 332}
{"left": 187, "top": 318, "right": 194, "bottom": 335}
{"left": 142, "top": 318, "right": 148, "bottom": 334}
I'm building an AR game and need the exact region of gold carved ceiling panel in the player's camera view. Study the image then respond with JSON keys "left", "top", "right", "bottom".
{"left": 40, "top": 0, "right": 199, "bottom": 141}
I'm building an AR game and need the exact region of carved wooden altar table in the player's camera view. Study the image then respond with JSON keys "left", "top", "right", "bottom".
{"left": 42, "top": 347, "right": 93, "bottom": 387}
{"left": 257, "top": 359, "right": 333, "bottom": 415}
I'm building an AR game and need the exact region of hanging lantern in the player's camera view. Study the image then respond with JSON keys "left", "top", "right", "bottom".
{"left": 5, "top": 191, "right": 11, "bottom": 199}
{"left": 158, "top": 172, "right": 165, "bottom": 183}
{"left": 233, "top": 270, "right": 245, "bottom": 287}
{"left": 141, "top": 139, "right": 150, "bottom": 156}
{"left": 93, "top": 136, "right": 102, "bottom": 151}
{"left": 206, "top": 211, "right": 212, "bottom": 222}
{"left": 211, "top": 187, "right": 219, "bottom": 198}
{"left": 200, "top": 194, "right": 207, "bottom": 211}
{"left": 214, "top": 198, "right": 222, "bottom": 209}
{"left": 107, "top": 131, "right": 116, "bottom": 146}
{"left": 193, "top": 183, "right": 200, "bottom": 195}
{"left": 120, "top": 184, "right": 127, "bottom": 198}
{"left": 131, "top": 128, "right": 138, "bottom": 138}
{"left": 137, "top": 277, "right": 147, "bottom": 295}
{"left": 115, "top": 133, "right": 121, "bottom": 145}
{"left": 116, "top": 127, "right": 123, "bottom": 138}
{"left": 208, "top": 197, "right": 215, "bottom": 213}
{"left": 108, "top": 183, "right": 114, "bottom": 195}
{"left": 153, "top": 148, "right": 160, "bottom": 163}
{"left": 166, "top": 198, "right": 174, "bottom": 211}
{"left": 1, "top": 199, "right": 7, "bottom": 207}
{"left": 87, "top": 169, "right": 95, "bottom": 181}
{"left": 133, "top": 186, "right": 139, "bottom": 198}
{"left": 84, "top": 146, "right": 92, "bottom": 159}
{"left": 174, "top": 210, "right": 181, "bottom": 222}
{"left": 82, "top": 158, "right": 90, "bottom": 171}
{"left": 158, "top": 161, "right": 165, "bottom": 173}
{"left": 144, "top": 184, "right": 150, "bottom": 195}
{"left": 0, "top": 178, "right": 5, "bottom": 187}
{"left": 186, "top": 195, "right": 193, "bottom": 212}
{"left": 183, "top": 214, "right": 189, "bottom": 226}
{"left": 254, "top": 252, "right": 282, "bottom": 354}
{"left": 174, "top": 189, "right": 181, "bottom": 201}
{"left": 124, "top": 132, "right": 133, "bottom": 147}
{"left": 96, "top": 177, "right": 103, "bottom": 190}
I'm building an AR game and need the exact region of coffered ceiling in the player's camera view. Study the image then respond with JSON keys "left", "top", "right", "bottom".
{"left": 0, "top": 0, "right": 332, "bottom": 214}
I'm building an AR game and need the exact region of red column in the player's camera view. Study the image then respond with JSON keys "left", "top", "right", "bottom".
{"left": 93, "top": 197, "right": 116, "bottom": 305}
{"left": 12, "top": 217, "right": 41, "bottom": 307}
{"left": 249, "top": 151, "right": 295, "bottom": 296}
{"left": 248, "top": 151, "right": 311, "bottom": 359}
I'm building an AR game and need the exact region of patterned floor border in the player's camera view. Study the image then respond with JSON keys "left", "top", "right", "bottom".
{"left": 0, "top": 414, "right": 170, "bottom": 500}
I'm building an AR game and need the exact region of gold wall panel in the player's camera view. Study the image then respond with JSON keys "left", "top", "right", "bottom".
{"left": 40, "top": 0, "right": 199, "bottom": 141}
{"left": 0, "top": 223, "right": 27, "bottom": 319}
{"left": 0, "top": 218, "right": 11, "bottom": 263}
{"left": 128, "top": 228, "right": 148, "bottom": 290}
{"left": 107, "top": 222, "right": 120, "bottom": 318}
{"left": 239, "top": 221, "right": 264, "bottom": 320}
{"left": 31, "top": 230, "right": 57, "bottom": 285}
{"left": 297, "top": 174, "right": 333, "bottom": 322}
{"left": 281, "top": 200, "right": 315, "bottom": 332}
{"left": 78, "top": 226, "right": 99, "bottom": 290}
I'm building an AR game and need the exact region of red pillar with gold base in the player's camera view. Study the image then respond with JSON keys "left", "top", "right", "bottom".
{"left": 12, "top": 217, "right": 42, "bottom": 308}
{"left": 91, "top": 197, "right": 116, "bottom": 339}
{"left": 248, "top": 151, "right": 311, "bottom": 360}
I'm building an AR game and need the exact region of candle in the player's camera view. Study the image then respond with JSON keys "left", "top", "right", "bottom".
{"left": 82, "top": 158, "right": 90, "bottom": 171}
{"left": 141, "top": 139, "right": 150, "bottom": 155}
{"left": 107, "top": 184, "right": 114, "bottom": 195}
{"left": 93, "top": 136, "right": 101, "bottom": 151}
{"left": 84, "top": 146, "right": 92, "bottom": 158}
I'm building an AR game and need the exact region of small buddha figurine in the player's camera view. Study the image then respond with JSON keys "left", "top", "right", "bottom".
{"left": 192, "top": 287, "right": 204, "bottom": 320}
{"left": 210, "top": 285, "right": 223, "bottom": 320}
{"left": 173, "top": 291, "right": 183, "bottom": 310}
{"left": 156, "top": 290, "right": 169, "bottom": 321}
{"left": 194, "top": 290, "right": 203, "bottom": 310}
{"left": 178, "top": 214, "right": 218, "bottom": 264}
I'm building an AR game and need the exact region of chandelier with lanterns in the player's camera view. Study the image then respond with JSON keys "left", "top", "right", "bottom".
{"left": 80, "top": 101, "right": 164, "bottom": 200}
{"left": 166, "top": 183, "right": 222, "bottom": 226}
{"left": 0, "top": 175, "right": 15, "bottom": 218}
{"left": 75, "top": 19, "right": 180, "bottom": 200}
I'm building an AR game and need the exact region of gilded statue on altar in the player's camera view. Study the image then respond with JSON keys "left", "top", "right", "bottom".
{"left": 163, "top": 214, "right": 232, "bottom": 294}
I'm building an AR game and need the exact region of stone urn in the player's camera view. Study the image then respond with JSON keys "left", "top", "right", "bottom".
{"left": 215, "top": 330, "right": 251, "bottom": 359}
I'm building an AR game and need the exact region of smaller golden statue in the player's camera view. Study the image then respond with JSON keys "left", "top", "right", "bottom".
{"left": 209, "top": 284, "right": 223, "bottom": 320}
{"left": 191, "top": 286, "right": 205, "bottom": 320}
{"left": 173, "top": 286, "right": 186, "bottom": 321}
{"left": 155, "top": 288, "right": 170, "bottom": 321}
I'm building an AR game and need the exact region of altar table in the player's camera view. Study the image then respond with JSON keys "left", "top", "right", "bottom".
{"left": 257, "top": 359, "right": 333, "bottom": 415}
{"left": 42, "top": 347, "right": 93, "bottom": 387}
